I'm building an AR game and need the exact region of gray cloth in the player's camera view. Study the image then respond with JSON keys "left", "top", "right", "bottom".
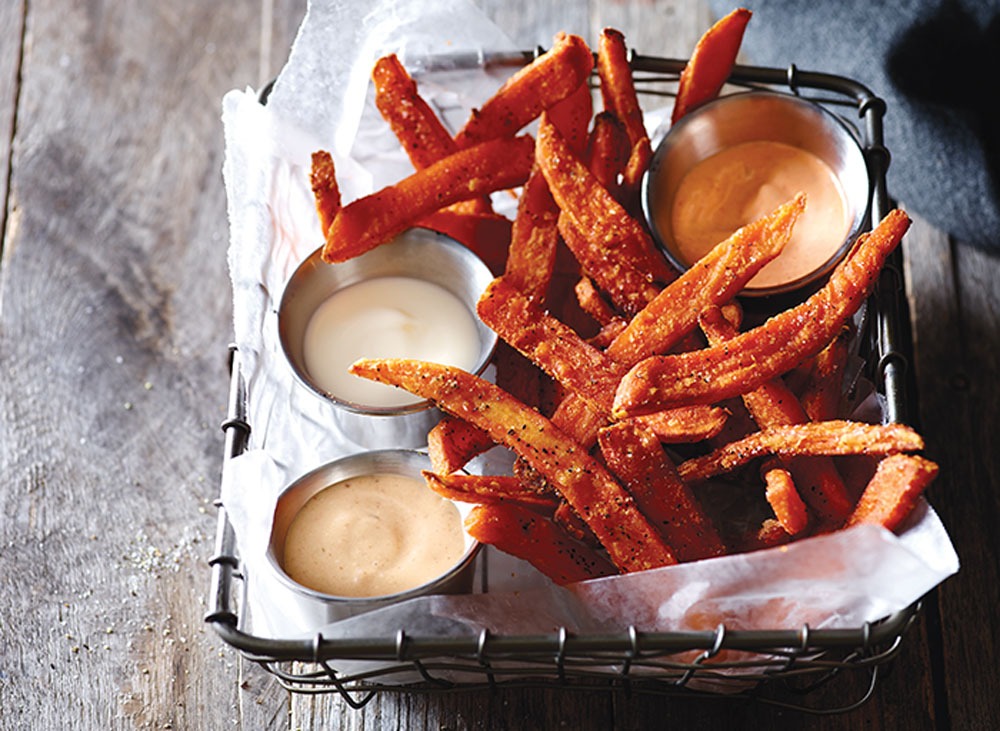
{"left": 708, "top": 0, "right": 1000, "bottom": 250}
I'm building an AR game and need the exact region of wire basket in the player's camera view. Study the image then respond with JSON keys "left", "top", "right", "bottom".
{"left": 206, "top": 50, "right": 919, "bottom": 713}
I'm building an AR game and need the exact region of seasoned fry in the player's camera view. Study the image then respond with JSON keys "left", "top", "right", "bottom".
{"left": 455, "top": 33, "right": 594, "bottom": 148}
{"left": 477, "top": 275, "right": 623, "bottom": 413}
{"left": 585, "top": 112, "right": 631, "bottom": 199}
{"left": 322, "top": 135, "right": 534, "bottom": 263}
{"left": 575, "top": 276, "right": 619, "bottom": 327}
{"left": 677, "top": 420, "right": 924, "bottom": 484}
{"left": 844, "top": 454, "right": 939, "bottom": 532}
{"left": 505, "top": 165, "right": 559, "bottom": 300}
{"left": 558, "top": 216, "right": 661, "bottom": 317}
{"left": 606, "top": 194, "right": 805, "bottom": 366}
{"left": 546, "top": 80, "right": 594, "bottom": 156}
{"left": 799, "top": 326, "right": 852, "bottom": 422}
{"left": 537, "top": 114, "right": 677, "bottom": 288}
{"left": 350, "top": 358, "right": 679, "bottom": 573}
{"left": 372, "top": 54, "right": 460, "bottom": 169}
{"left": 597, "top": 28, "right": 652, "bottom": 194}
{"left": 466, "top": 503, "right": 617, "bottom": 585}
{"left": 630, "top": 405, "right": 730, "bottom": 443}
{"left": 599, "top": 420, "right": 726, "bottom": 561}
{"left": 763, "top": 467, "right": 809, "bottom": 535}
{"left": 309, "top": 151, "right": 341, "bottom": 236}
{"left": 613, "top": 210, "right": 911, "bottom": 415}
{"left": 422, "top": 471, "right": 558, "bottom": 511}
{"left": 699, "top": 303, "right": 853, "bottom": 522}
{"left": 427, "top": 416, "right": 495, "bottom": 475}
{"left": 671, "top": 8, "right": 753, "bottom": 124}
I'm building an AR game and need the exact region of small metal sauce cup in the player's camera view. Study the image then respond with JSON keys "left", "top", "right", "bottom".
{"left": 642, "top": 90, "right": 871, "bottom": 297}
{"left": 266, "top": 449, "right": 481, "bottom": 628}
{"left": 278, "top": 228, "right": 497, "bottom": 449}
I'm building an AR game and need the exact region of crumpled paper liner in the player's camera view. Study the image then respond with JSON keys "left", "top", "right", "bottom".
{"left": 220, "top": 0, "right": 959, "bottom": 680}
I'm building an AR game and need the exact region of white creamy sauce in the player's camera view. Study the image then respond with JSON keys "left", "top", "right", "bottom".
{"left": 281, "top": 473, "right": 467, "bottom": 598}
{"left": 302, "top": 276, "right": 481, "bottom": 408}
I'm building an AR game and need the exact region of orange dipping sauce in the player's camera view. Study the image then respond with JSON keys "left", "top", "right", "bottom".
{"left": 664, "top": 140, "right": 851, "bottom": 290}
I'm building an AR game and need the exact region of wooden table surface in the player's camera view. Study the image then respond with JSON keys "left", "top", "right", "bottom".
{"left": 2, "top": 1, "right": 997, "bottom": 729}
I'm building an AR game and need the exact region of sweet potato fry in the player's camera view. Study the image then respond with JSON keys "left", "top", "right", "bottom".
{"left": 427, "top": 416, "right": 496, "bottom": 475}
{"left": 546, "top": 80, "right": 593, "bottom": 156}
{"left": 676, "top": 420, "right": 924, "bottom": 484}
{"left": 699, "top": 303, "right": 853, "bottom": 522}
{"left": 422, "top": 471, "right": 558, "bottom": 511}
{"left": 322, "top": 135, "right": 534, "bottom": 263}
{"left": 606, "top": 194, "right": 805, "bottom": 366}
{"left": 455, "top": 33, "right": 594, "bottom": 148}
{"left": 630, "top": 405, "right": 730, "bottom": 444}
{"left": 537, "top": 114, "right": 678, "bottom": 287}
{"left": 575, "top": 276, "right": 619, "bottom": 327}
{"left": 477, "top": 275, "right": 623, "bottom": 413}
{"left": 372, "top": 54, "right": 460, "bottom": 169}
{"left": 612, "top": 210, "right": 911, "bottom": 416}
{"left": 844, "top": 454, "right": 939, "bottom": 532}
{"left": 309, "top": 151, "right": 341, "bottom": 236}
{"left": 763, "top": 467, "right": 809, "bottom": 535}
{"left": 466, "top": 503, "right": 617, "bottom": 585}
{"left": 349, "top": 358, "right": 678, "bottom": 573}
{"left": 585, "top": 112, "right": 631, "bottom": 199}
{"left": 599, "top": 420, "right": 726, "bottom": 561}
{"left": 558, "top": 216, "right": 661, "bottom": 317}
{"left": 671, "top": 8, "right": 752, "bottom": 124}
{"left": 597, "top": 28, "right": 652, "bottom": 194}
{"left": 799, "top": 326, "right": 852, "bottom": 422}
{"left": 504, "top": 165, "right": 559, "bottom": 300}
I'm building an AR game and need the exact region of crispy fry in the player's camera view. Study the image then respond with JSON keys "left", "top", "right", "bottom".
{"left": 799, "top": 326, "right": 852, "bottom": 422}
{"left": 677, "top": 420, "right": 924, "bottom": 484}
{"left": 350, "top": 358, "right": 678, "bottom": 573}
{"left": 546, "top": 80, "right": 594, "bottom": 156}
{"left": 597, "top": 28, "right": 652, "bottom": 195}
{"left": 427, "top": 415, "right": 495, "bottom": 474}
{"left": 671, "top": 8, "right": 752, "bottom": 124}
{"left": 599, "top": 420, "right": 726, "bottom": 561}
{"left": 575, "top": 276, "right": 619, "bottom": 327}
{"left": 763, "top": 467, "right": 809, "bottom": 535}
{"left": 455, "top": 33, "right": 594, "bottom": 148}
{"left": 585, "top": 112, "right": 631, "bottom": 199}
{"left": 558, "top": 215, "right": 661, "bottom": 317}
{"left": 699, "top": 303, "right": 853, "bottom": 522}
{"left": 322, "top": 135, "right": 534, "bottom": 263}
{"left": 477, "top": 275, "right": 623, "bottom": 413}
{"left": 309, "top": 151, "right": 341, "bottom": 236}
{"left": 372, "top": 54, "right": 460, "bottom": 169}
{"left": 606, "top": 194, "right": 805, "bottom": 366}
{"left": 466, "top": 503, "right": 617, "bottom": 585}
{"left": 505, "top": 165, "right": 559, "bottom": 300}
{"left": 630, "top": 405, "right": 730, "bottom": 443}
{"left": 553, "top": 501, "right": 601, "bottom": 546}
{"left": 537, "top": 113, "right": 678, "bottom": 288}
{"left": 422, "top": 471, "right": 558, "bottom": 511}
{"left": 613, "top": 210, "right": 911, "bottom": 416}
{"left": 844, "top": 454, "right": 938, "bottom": 532}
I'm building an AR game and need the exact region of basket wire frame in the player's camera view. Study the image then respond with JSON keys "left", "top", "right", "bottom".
{"left": 206, "top": 51, "right": 920, "bottom": 713}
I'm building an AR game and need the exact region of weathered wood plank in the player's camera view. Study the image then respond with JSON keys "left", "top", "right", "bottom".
{"left": 903, "top": 211, "right": 1000, "bottom": 731}
{"left": 0, "top": 1, "right": 25, "bottom": 237}
{"left": 0, "top": 1, "right": 296, "bottom": 729}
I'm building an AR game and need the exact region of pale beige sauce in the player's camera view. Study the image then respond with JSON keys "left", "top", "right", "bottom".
{"left": 666, "top": 140, "right": 850, "bottom": 289}
{"left": 303, "top": 276, "right": 481, "bottom": 408}
{"left": 281, "top": 473, "right": 466, "bottom": 598}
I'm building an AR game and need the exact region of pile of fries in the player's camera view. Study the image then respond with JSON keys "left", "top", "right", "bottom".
{"left": 307, "top": 9, "right": 938, "bottom": 586}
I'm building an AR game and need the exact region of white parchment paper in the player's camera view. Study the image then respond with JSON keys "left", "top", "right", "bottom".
{"left": 220, "top": 0, "right": 959, "bottom": 666}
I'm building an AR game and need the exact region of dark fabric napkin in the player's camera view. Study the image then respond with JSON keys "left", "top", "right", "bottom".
{"left": 707, "top": 0, "right": 1000, "bottom": 251}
